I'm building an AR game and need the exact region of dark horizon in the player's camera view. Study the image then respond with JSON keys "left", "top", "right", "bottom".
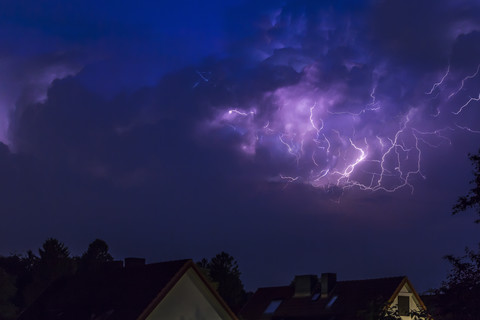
{"left": 1, "top": 0, "right": 480, "bottom": 295}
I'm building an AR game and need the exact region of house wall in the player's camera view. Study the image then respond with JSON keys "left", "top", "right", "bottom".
{"left": 390, "top": 283, "right": 423, "bottom": 320}
{"left": 145, "top": 268, "right": 235, "bottom": 320}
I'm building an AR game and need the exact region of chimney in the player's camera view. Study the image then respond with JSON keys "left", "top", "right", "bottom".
{"left": 321, "top": 273, "right": 336, "bottom": 298}
{"left": 124, "top": 257, "right": 146, "bottom": 268}
{"left": 293, "top": 275, "right": 318, "bottom": 297}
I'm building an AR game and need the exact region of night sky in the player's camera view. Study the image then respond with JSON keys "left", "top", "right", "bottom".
{"left": 1, "top": 0, "right": 480, "bottom": 294}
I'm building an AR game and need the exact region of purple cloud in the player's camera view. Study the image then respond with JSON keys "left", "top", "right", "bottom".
{"left": 199, "top": 0, "right": 480, "bottom": 197}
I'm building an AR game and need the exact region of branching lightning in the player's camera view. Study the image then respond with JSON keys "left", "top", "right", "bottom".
{"left": 204, "top": 57, "right": 480, "bottom": 197}
{"left": 200, "top": 5, "right": 480, "bottom": 198}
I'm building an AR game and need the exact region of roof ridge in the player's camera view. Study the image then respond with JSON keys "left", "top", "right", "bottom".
{"left": 145, "top": 258, "right": 192, "bottom": 266}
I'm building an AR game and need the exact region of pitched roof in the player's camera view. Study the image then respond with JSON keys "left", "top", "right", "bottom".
{"left": 239, "top": 276, "right": 412, "bottom": 320}
{"left": 18, "top": 259, "right": 236, "bottom": 320}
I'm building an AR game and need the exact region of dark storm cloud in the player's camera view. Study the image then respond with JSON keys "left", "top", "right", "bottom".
{"left": 9, "top": 64, "right": 271, "bottom": 189}
{"left": 0, "top": 0, "right": 239, "bottom": 143}
{"left": 370, "top": 0, "right": 480, "bottom": 71}
{"left": 370, "top": 0, "right": 450, "bottom": 70}
{"left": 451, "top": 31, "right": 480, "bottom": 69}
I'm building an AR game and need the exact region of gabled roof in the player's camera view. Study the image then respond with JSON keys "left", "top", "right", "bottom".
{"left": 240, "top": 276, "right": 422, "bottom": 320}
{"left": 19, "top": 259, "right": 237, "bottom": 320}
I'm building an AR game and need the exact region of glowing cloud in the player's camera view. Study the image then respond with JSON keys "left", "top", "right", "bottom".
{"left": 201, "top": 2, "right": 480, "bottom": 195}
{"left": 0, "top": 57, "right": 82, "bottom": 145}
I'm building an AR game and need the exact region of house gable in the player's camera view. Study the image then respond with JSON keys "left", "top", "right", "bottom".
{"left": 144, "top": 268, "right": 236, "bottom": 320}
{"left": 388, "top": 279, "right": 427, "bottom": 319}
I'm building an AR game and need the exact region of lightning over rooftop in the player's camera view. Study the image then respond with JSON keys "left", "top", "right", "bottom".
{"left": 1, "top": 0, "right": 480, "bottom": 300}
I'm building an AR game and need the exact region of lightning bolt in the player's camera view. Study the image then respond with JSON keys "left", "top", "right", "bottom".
{"left": 280, "top": 174, "right": 299, "bottom": 182}
{"left": 333, "top": 138, "right": 367, "bottom": 183}
{"left": 309, "top": 103, "right": 324, "bottom": 135}
{"left": 228, "top": 109, "right": 256, "bottom": 117}
{"left": 426, "top": 64, "right": 450, "bottom": 95}
{"left": 448, "top": 64, "right": 480, "bottom": 99}
{"left": 455, "top": 123, "right": 480, "bottom": 134}
{"left": 452, "top": 93, "right": 480, "bottom": 115}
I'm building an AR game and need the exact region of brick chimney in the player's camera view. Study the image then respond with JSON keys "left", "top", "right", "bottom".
{"left": 321, "top": 273, "right": 336, "bottom": 298}
{"left": 293, "top": 275, "right": 318, "bottom": 297}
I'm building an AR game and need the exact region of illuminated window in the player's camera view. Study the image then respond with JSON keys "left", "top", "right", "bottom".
{"left": 398, "top": 296, "right": 409, "bottom": 316}
{"left": 264, "top": 299, "right": 282, "bottom": 314}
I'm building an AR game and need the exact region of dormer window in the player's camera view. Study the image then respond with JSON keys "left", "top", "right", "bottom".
{"left": 398, "top": 296, "right": 409, "bottom": 316}
{"left": 264, "top": 299, "right": 282, "bottom": 314}
{"left": 326, "top": 295, "right": 338, "bottom": 308}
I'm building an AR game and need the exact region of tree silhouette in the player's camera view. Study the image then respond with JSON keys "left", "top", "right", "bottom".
{"left": 0, "top": 253, "right": 36, "bottom": 315}
{"left": 0, "top": 238, "right": 117, "bottom": 318}
{"left": 427, "top": 245, "right": 480, "bottom": 320}
{"left": 453, "top": 150, "right": 480, "bottom": 222}
{"left": 78, "top": 239, "right": 113, "bottom": 272}
{"left": 37, "top": 238, "right": 74, "bottom": 280}
{"left": 197, "top": 252, "right": 247, "bottom": 313}
{"left": 431, "top": 150, "right": 480, "bottom": 319}
{"left": 23, "top": 238, "right": 75, "bottom": 306}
